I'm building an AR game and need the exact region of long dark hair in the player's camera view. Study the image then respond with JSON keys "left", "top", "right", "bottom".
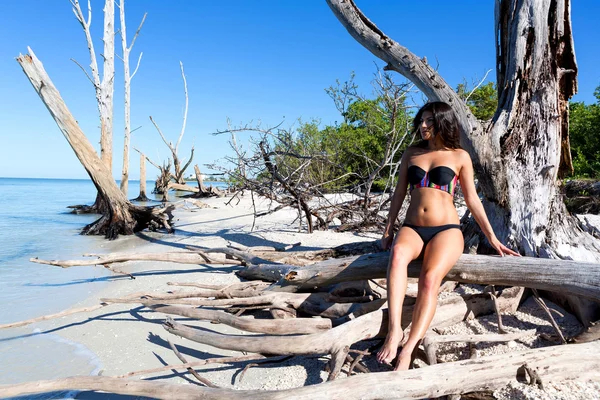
{"left": 412, "top": 102, "right": 461, "bottom": 149}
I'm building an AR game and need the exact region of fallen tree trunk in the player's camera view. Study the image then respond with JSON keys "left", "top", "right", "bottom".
{"left": 2, "top": 341, "right": 598, "bottom": 399}
{"left": 167, "top": 182, "right": 200, "bottom": 193}
{"left": 238, "top": 252, "right": 600, "bottom": 301}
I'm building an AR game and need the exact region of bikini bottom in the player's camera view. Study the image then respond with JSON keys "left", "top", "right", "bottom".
{"left": 403, "top": 223, "right": 461, "bottom": 246}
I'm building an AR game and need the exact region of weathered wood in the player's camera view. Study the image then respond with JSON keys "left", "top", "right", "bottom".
{"left": 29, "top": 250, "right": 232, "bottom": 268}
{"left": 16, "top": 49, "right": 172, "bottom": 238}
{"left": 423, "top": 330, "right": 537, "bottom": 346}
{"left": 105, "top": 291, "right": 384, "bottom": 320}
{"left": 118, "top": 354, "right": 285, "bottom": 378}
{"left": 167, "top": 339, "right": 218, "bottom": 387}
{"left": 238, "top": 252, "right": 600, "bottom": 301}
{"left": 148, "top": 62, "right": 194, "bottom": 186}
{"left": 168, "top": 182, "right": 200, "bottom": 193}
{"left": 118, "top": 4, "right": 146, "bottom": 196}
{"left": 72, "top": 0, "right": 115, "bottom": 172}
{"left": 0, "top": 289, "right": 150, "bottom": 330}
{"left": 149, "top": 304, "right": 332, "bottom": 334}
{"left": 326, "top": 0, "right": 600, "bottom": 260}
{"left": 0, "top": 304, "right": 108, "bottom": 330}
{"left": 2, "top": 341, "right": 598, "bottom": 399}
{"left": 422, "top": 330, "right": 537, "bottom": 366}
{"left": 162, "top": 289, "right": 521, "bottom": 358}
{"left": 132, "top": 152, "right": 151, "bottom": 201}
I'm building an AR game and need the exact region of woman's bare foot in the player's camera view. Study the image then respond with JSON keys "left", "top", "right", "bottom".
{"left": 376, "top": 330, "right": 404, "bottom": 365}
{"left": 393, "top": 349, "right": 413, "bottom": 371}
{"left": 393, "top": 339, "right": 421, "bottom": 371}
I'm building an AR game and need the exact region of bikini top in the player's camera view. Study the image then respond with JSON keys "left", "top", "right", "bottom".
{"left": 407, "top": 165, "right": 458, "bottom": 196}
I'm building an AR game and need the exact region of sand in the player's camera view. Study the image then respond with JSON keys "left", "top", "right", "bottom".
{"left": 6, "top": 194, "right": 600, "bottom": 399}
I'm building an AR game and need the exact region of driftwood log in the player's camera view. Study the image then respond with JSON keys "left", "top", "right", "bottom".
{"left": 1, "top": 341, "right": 598, "bottom": 399}
{"left": 237, "top": 252, "right": 600, "bottom": 301}
{"left": 28, "top": 242, "right": 600, "bottom": 302}
{"left": 157, "top": 287, "right": 523, "bottom": 380}
{"left": 12, "top": 239, "right": 597, "bottom": 396}
{"left": 103, "top": 291, "right": 386, "bottom": 320}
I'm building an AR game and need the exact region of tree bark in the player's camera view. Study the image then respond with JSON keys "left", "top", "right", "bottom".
{"left": 195, "top": 164, "right": 207, "bottom": 193}
{"left": 119, "top": 3, "right": 146, "bottom": 195}
{"left": 325, "top": 0, "right": 599, "bottom": 261}
{"left": 150, "top": 304, "right": 332, "bottom": 334}
{"left": 69, "top": 0, "right": 115, "bottom": 214}
{"left": 17, "top": 49, "right": 172, "bottom": 238}
{"left": 238, "top": 251, "right": 600, "bottom": 301}
{"left": 132, "top": 152, "right": 150, "bottom": 201}
{"left": 99, "top": 0, "right": 115, "bottom": 173}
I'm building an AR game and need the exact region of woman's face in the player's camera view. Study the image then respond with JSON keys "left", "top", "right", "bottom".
{"left": 419, "top": 110, "right": 435, "bottom": 140}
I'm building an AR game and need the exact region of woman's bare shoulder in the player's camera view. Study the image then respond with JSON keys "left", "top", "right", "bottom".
{"left": 453, "top": 148, "right": 471, "bottom": 161}
{"left": 452, "top": 149, "right": 472, "bottom": 172}
{"left": 402, "top": 146, "right": 420, "bottom": 158}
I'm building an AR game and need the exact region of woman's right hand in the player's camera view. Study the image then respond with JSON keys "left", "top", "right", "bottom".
{"left": 381, "top": 233, "right": 394, "bottom": 250}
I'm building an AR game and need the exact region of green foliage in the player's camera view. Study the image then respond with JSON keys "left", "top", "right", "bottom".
{"left": 569, "top": 85, "right": 600, "bottom": 178}
{"left": 456, "top": 81, "right": 498, "bottom": 120}
{"left": 270, "top": 72, "right": 414, "bottom": 193}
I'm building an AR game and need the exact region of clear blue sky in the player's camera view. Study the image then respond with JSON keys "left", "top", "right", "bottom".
{"left": 0, "top": 1, "right": 598, "bottom": 179}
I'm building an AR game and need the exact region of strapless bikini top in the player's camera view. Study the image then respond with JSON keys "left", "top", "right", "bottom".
{"left": 407, "top": 165, "right": 458, "bottom": 196}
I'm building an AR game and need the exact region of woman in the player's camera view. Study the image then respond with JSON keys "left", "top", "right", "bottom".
{"left": 376, "top": 101, "right": 519, "bottom": 371}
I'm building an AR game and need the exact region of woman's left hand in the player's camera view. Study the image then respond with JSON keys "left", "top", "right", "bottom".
{"left": 490, "top": 238, "right": 520, "bottom": 257}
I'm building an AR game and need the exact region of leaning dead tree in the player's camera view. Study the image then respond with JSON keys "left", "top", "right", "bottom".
{"left": 17, "top": 50, "right": 174, "bottom": 238}
{"left": 326, "top": 0, "right": 600, "bottom": 261}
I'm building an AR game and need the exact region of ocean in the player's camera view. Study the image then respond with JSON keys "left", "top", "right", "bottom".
{"left": 0, "top": 177, "right": 224, "bottom": 397}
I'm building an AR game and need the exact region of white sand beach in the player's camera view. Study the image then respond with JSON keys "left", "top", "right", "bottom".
{"left": 3, "top": 193, "right": 600, "bottom": 400}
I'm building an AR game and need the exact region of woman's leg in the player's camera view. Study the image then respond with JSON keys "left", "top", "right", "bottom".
{"left": 376, "top": 226, "right": 424, "bottom": 365}
{"left": 393, "top": 228, "right": 463, "bottom": 371}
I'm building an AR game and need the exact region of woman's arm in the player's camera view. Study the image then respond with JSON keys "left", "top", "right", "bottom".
{"left": 458, "top": 150, "right": 520, "bottom": 257}
{"left": 381, "top": 150, "right": 410, "bottom": 250}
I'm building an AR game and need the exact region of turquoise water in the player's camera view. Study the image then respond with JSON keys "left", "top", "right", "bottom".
{"left": 0, "top": 177, "right": 224, "bottom": 397}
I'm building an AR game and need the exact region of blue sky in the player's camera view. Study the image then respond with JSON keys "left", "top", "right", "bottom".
{"left": 0, "top": 1, "right": 598, "bottom": 179}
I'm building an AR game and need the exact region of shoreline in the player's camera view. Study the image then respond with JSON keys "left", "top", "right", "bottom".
{"left": 3, "top": 194, "right": 600, "bottom": 399}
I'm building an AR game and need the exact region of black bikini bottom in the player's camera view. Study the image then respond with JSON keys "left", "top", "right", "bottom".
{"left": 403, "top": 224, "right": 461, "bottom": 245}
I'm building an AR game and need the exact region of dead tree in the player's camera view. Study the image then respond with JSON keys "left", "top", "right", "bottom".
{"left": 326, "top": 0, "right": 600, "bottom": 261}
{"left": 17, "top": 50, "right": 173, "bottom": 238}
{"left": 213, "top": 73, "right": 416, "bottom": 233}
{"left": 148, "top": 62, "right": 195, "bottom": 189}
{"left": 325, "top": 71, "right": 415, "bottom": 230}
{"left": 118, "top": 1, "right": 146, "bottom": 196}
{"left": 134, "top": 147, "right": 173, "bottom": 196}
{"left": 131, "top": 151, "right": 150, "bottom": 201}
{"left": 69, "top": 0, "right": 115, "bottom": 213}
